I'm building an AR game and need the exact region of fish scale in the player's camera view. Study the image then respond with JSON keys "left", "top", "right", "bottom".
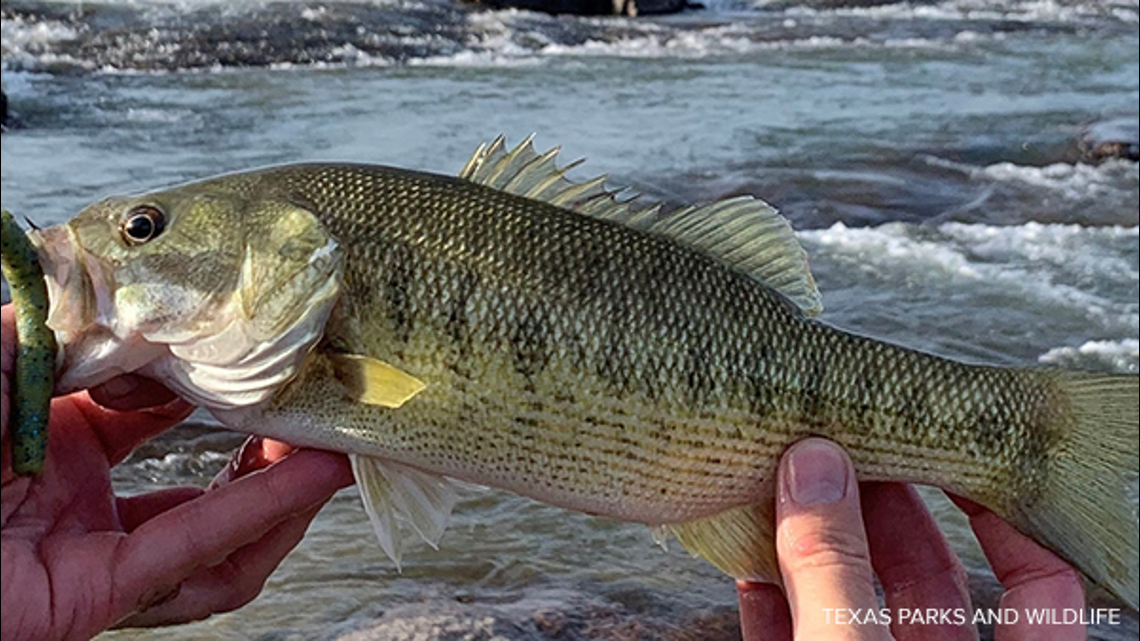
{"left": 261, "top": 165, "right": 1049, "bottom": 524}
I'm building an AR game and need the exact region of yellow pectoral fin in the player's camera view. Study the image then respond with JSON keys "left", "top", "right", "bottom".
{"left": 329, "top": 353, "right": 427, "bottom": 408}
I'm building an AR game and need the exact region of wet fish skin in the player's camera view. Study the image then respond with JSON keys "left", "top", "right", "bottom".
{"left": 28, "top": 140, "right": 1139, "bottom": 607}
{"left": 1, "top": 209, "right": 56, "bottom": 476}
{"left": 248, "top": 164, "right": 1054, "bottom": 512}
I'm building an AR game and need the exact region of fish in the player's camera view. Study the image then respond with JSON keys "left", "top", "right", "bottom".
{"left": 1, "top": 208, "right": 56, "bottom": 476}
{"left": 25, "top": 136, "right": 1139, "bottom": 609}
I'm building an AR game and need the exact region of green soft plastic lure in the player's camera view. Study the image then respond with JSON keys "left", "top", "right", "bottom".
{"left": 1, "top": 209, "right": 55, "bottom": 476}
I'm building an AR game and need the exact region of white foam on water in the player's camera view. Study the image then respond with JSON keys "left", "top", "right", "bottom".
{"left": 799, "top": 221, "right": 1139, "bottom": 333}
{"left": 124, "top": 107, "right": 200, "bottom": 123}
{"left": 978, "top": 159, "right": 1140, "bottom": 202}
{"left": 0, "top": 0, "right": 1054, "bottom": 72}
{"left": 1039, "top": 338, "right": 1140, "bottom": 373}
{"left": 925, "top": 155, "right": 1140, "bottom": 212}
{"left": 407, "top": 15, "right": 549, "bottom": 67}
{"left": 0, "top": 15, "right": 88, "bottom": 72}
{"left": 784, "top": 0, "right": 1138, "bottom": 24}
{"left": 0, "top": 15, "right": 79, "bottom": 48}
{"left": 352, "top": 7, "right": 966, "bottom": 68}
{"left": 530, "top": 31, "right": 951, "bottom": 60}
{"left": 299, "top": 5, "right": 328, "bottom": 20}
{"left": 939, "top": 221, "right": 1140, "bottom": 281}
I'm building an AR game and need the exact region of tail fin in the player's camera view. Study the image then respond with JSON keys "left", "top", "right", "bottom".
{"left": 1012, "top": 373, "right": 1138, "bottom": 609}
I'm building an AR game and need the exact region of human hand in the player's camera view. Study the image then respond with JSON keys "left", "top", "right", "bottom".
{"left": 737, "top": 438, "right": 1086, "bottom": 641}
{"left": 1, "top": 305, "right": 355, "bottom": 641}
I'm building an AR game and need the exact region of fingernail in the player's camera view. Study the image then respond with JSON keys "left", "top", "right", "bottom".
{"left": 99, "top": 375, "right": 141, "bottom": 401}
{"left": 786, "top": 440, "right": 848, "bottom": 505}
{"left": 261, "top": 439, "right": 297, "bottom": 463}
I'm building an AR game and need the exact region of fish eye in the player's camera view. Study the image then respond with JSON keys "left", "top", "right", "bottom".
{"left": 120, "top": 205, "right": 166, "bottom": 245}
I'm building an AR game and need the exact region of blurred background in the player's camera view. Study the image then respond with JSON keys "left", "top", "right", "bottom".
{"left": 2, "top": 0, "right": 1136, "bottom": 638}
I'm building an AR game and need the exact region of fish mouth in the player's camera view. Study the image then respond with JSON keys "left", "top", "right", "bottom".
{"left": 29, "top": 224, "right": 165, "bottom": 394}
{"left": 30, "top": 224, "right": 99, "bottom": 340}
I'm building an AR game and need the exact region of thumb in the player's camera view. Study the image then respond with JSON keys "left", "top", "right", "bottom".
{"left": 776, "top": 438, "right": 891, "bottom": 641}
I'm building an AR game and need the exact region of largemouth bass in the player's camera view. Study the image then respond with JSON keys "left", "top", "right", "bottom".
{"left": 26, "top": 137, "right": 1139, "bottom": 608}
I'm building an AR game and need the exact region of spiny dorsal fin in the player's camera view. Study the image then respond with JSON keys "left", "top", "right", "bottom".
{"left": 460, "top": 134, "right": 648, "bottom": 221}
{"left": 460, "top": 136, "right": 821, "bottom": 316}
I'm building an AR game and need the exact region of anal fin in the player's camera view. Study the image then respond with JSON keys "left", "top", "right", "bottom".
{"left": 350, "top": 454, "right": 457, "bottom": 570}
{"left": 666, "top": 502, "right": 780, "bottom": 583}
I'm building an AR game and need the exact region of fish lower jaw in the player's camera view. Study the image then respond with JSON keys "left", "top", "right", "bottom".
{"left": 54, "top": 329, "right": 170, "bottom": 394}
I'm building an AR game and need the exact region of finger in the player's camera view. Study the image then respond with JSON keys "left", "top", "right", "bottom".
{"left": 116, "top": 487, "right": 205, "bottom": 532}
{"left": 951, "top": 497, "right": 1085, "bottom": 641}
{"left": 109, "top": 448, "right": 352, "bottom": 619}
{"left": 210, "top": 435, "right": 263, "bottom": 490}
{"left": 117, "top": 503, "right": 323, "bottom": 628}
{"left": 89, "top": 375, "right": 179, "bottom": 411}
{"left": 861, "top": 483, "right": 975, "bottom": 641}
{"left": 210, "top": 436, "right": 298, "bottom": 490}
{"left": 776, "top": 438, "right": 890, "bottom": 641}
{"left": 58, "top": 393, "right": 194, "bottom": 466}
{"left": 2, "top": 306, "right": 13, "bottom": 442}
{"left": 737, "top": 580, "right": 793, "bottom": 641}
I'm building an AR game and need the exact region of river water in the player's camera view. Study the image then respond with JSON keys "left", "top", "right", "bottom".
{"left": 1, "top": 0, "right": 1137, "bottom": 638}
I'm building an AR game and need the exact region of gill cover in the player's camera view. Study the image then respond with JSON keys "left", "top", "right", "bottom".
{"left": 140, "top": 200, "right": 344, "bottom": 409}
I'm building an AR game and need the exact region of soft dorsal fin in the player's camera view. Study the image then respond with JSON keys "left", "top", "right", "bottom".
{"left": 460, "top": 136, "right": 822, "bottom": 316}
{"left": 642, "top": 198, "right": 822, "bottom": 316}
